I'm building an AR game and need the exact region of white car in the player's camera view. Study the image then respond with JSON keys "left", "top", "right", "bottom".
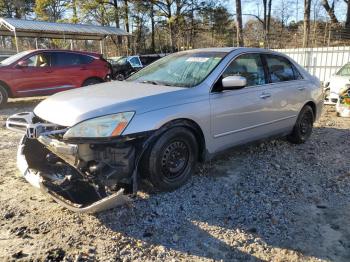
{"left": 324, "top": 63, "right": 350, "bottom": 104}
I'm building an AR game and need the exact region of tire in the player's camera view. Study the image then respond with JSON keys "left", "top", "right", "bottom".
{"left": 0, "top": 85, "right": 8, "bottom": 108}
{"left": 145, "top": 127, "right": 198, "bottom": 191}
{"left": 287, "top": 105, "right": 314, "bottom": 144}
{"left": 82, "top": 78, "right": 102, "bottom": 86}
{"left": 116, "top": 74, "right": 125, "bottom": 81}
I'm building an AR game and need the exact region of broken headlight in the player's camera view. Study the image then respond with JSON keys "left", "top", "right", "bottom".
{"left": 63, "top": 112, "right": 135, "bottom": 139}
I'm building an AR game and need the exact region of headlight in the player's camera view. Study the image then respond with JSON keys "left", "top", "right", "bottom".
{"left": 63, "top": 112, "right": 134, "bottom": 139}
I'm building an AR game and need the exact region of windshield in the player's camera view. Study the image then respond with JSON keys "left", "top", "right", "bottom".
{"left": 116, "top": 57, "right": 128, "bottom": 65}
{"left": 127, "top": 51, "right": 226, "bottom": 87}
{"left": 337, "top": 63, "right": 350, "bottom": 76}
{"left": 0, "top": 51, "right": 31, "bottom": 66}
{"left": 108, "top": 57, "right": 123, "bottom": 65}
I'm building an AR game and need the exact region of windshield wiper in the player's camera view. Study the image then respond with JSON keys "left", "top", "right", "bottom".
{"left": 141, "top": 80, "right": 161, "bottom": 85}
{"left": 140, "top": 80, "right": 173, "bottom": 87}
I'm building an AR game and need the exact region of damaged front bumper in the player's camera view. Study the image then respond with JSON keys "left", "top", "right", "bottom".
{"left": 7, "top": 113, "right": 143, "bottom": 213}
{"left": 17, "top": 136, "right": 131, "bottom": 213}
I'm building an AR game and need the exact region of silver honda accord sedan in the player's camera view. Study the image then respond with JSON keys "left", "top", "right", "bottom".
{"left": 6, "top": 47, "right": 323, "bottom": 212}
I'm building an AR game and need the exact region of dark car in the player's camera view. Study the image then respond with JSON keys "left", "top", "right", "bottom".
{"left": 139, "top": 54, "right": 164, "bottom": 66}
{"left": 0, "top": 49, "right": 111, "bottom": 107}
{"left": 109, "top": 54, "right": 164, "bottom": 81}
{"left": 108, "top": 56, "right": 143, "bottom": 81}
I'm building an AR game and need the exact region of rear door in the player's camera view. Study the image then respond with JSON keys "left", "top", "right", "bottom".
{"left": 50, "top": 52, "right": 93, "bottom": 90}
{"left": 262, "top": 54, "right": 305, "bottom": 128}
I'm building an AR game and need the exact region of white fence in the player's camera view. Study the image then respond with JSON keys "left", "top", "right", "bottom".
{"left": 274, "top": 46, "right": 350, "bottom": 82}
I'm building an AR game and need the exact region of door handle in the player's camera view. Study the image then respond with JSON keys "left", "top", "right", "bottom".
{"left": 260, "top": 93, "right": 271, "bottom": 99}
{"left": 298, "top": 87, "right": 305, "bottom": 91}
{"left": 45, "top": 71, "right": 53, "bottom": 73}
{"left": 80, "top": 67, "right": 87, "bottom": 70}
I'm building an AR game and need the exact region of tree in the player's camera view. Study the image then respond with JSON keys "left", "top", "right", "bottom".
{"left": 274, "top": 0, "right": 294, "bottom": 28}
{"left": 262, "top": 0, "right": 273, "bottom": 46}
{"left": 132, "top": 1, "right": 149, "bottom": 53}
{"left": 303, "top": 0, "right": 311, "bottom": 48}
{"left": 79, "top": 0, "right": 113, "bottom": 26}
{"left": 267, "top": 0, "right": 272, "bottom": 34}
{"left": 111, "top": 0, "right": 121, "bottom": 28}
{"left": 70, "top": 0, "right": 78, "bottom": 23}
{"left": 123, "top": 0, "right": 129, "bottom": 32}
{"left": 150, "top": 0, "right": 156, "bottom": 52}
{"left": 155, "top": 0, "right": 176, "bottom": 51}
{"left": 345, "top": 0, "right": 350, "bottom": 28}
{"left": 235, "top": 0, "right": 244, "bottom": 46}
{"left": 35, "top": 0, "right": 69, "bottom": 22}
{"left": 321, "top": 0, "right": 338, "bottom": 24}
{"left": 0, "top": 0, "right": 34, "bottom": 18}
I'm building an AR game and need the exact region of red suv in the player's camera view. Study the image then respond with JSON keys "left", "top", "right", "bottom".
{"left": 0, "top": 49, "right": 111, "bottom": 107}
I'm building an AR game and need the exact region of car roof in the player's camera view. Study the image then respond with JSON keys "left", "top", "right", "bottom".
{"left": 181, "top": 47, "right": 283, "bottom": 55}
{"left": 28, "top": 49, "right": 101, "bottom": 57}
{"left": 187, "top": 47, "right": 237, "bottom": 53}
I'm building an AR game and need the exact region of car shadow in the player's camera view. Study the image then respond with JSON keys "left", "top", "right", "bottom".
{"left": 95, "top": 125, "right": 350, "bottom": 261}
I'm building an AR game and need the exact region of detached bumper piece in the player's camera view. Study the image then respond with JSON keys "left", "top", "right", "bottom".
{"left": 17, "top": 135, "right": 132, "bottom": 213}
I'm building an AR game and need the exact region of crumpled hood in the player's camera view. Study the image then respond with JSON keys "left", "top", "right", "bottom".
{"left": 34, "top": 81, "right": 185, "bottom": 127}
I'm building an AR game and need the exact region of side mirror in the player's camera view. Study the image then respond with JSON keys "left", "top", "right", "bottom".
{"left": 16, "top": 60, "right": 28, "bottom": 68}
{"left": 222, "top": 75, "right": 247, "bottom": 90}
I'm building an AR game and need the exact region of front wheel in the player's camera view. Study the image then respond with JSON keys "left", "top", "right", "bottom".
{"left": 287, "top": 105, "right": 314, "bottom": 144}
{"left": 145, "top": 127, "right": 198, "bottom": 191}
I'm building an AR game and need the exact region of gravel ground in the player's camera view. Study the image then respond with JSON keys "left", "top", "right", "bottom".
{"left": 0, "top": 98, "right": 349, "bottom": 262}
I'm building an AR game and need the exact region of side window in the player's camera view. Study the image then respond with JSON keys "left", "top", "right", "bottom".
{"left": 80, "top": 54, "right": 94, "bottom": 64}
{"left": 129, "top": 57, "right": 142, "bottom": 68}
{"left": 24, "top": 53, "right": 50, "bottom": 67}
{"left": 265, "top": 55, "right": 303, "bottom": 83}
{"left": 51, "top": 52, "right": 85, "bottom": 66}
{"left": 222, "top": 54, "right": 266, "bottom": 86}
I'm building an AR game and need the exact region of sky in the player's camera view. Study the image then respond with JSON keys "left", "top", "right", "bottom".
{"left": 225, "top": 0, "right": 349, "bottom": 24}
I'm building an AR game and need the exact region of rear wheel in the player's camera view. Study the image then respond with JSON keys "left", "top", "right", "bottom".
{"left": 0, "top": 85, "right": 8, "bottom": 108}
{"left": 145, "top": 127, "right": 198, "bottom": 191}
{"left": 287, "top": 105, "right": 314, "bottom": 144}
{"left": 82, "top": 78, "right": 102, "bottom": 86}
{"left": 116, "top": 74, "right": 125, "bottom": 81}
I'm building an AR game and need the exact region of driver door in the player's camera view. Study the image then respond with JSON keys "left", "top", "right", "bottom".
{"left": 12, "top": 52, "right": 57, "bottom": 96}
{"left": 209, "top": 53, "right": 279, "bottom": 152}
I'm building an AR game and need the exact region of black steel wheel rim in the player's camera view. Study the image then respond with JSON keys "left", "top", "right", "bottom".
{"left": 161, "top": 140, "right": 190, "bottom": 181}
{"left": 300, "top": 111, "right": 313, "bottom": 136}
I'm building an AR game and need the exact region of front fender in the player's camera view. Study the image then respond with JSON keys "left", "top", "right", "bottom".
{"left": 123, "top": 99, "right": 212, "bottom": 150}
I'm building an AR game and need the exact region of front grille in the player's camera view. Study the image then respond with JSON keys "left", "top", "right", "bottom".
{"left": 6, "top": 112, "right": 67, "bottom": 137}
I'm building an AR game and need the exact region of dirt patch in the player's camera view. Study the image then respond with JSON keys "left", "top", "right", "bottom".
{"left": 0, "top": 99, "right": 349, "bottom": 261}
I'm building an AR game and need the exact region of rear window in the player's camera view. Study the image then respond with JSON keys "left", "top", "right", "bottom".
{"left": 51, "top": 52, "right": 94, "bottom": 66}
{"left": 129, "top": 57, "right": 142, "bottom": 67}
{"left": 265, "top": 55, "right": 303, "bottom": 83}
